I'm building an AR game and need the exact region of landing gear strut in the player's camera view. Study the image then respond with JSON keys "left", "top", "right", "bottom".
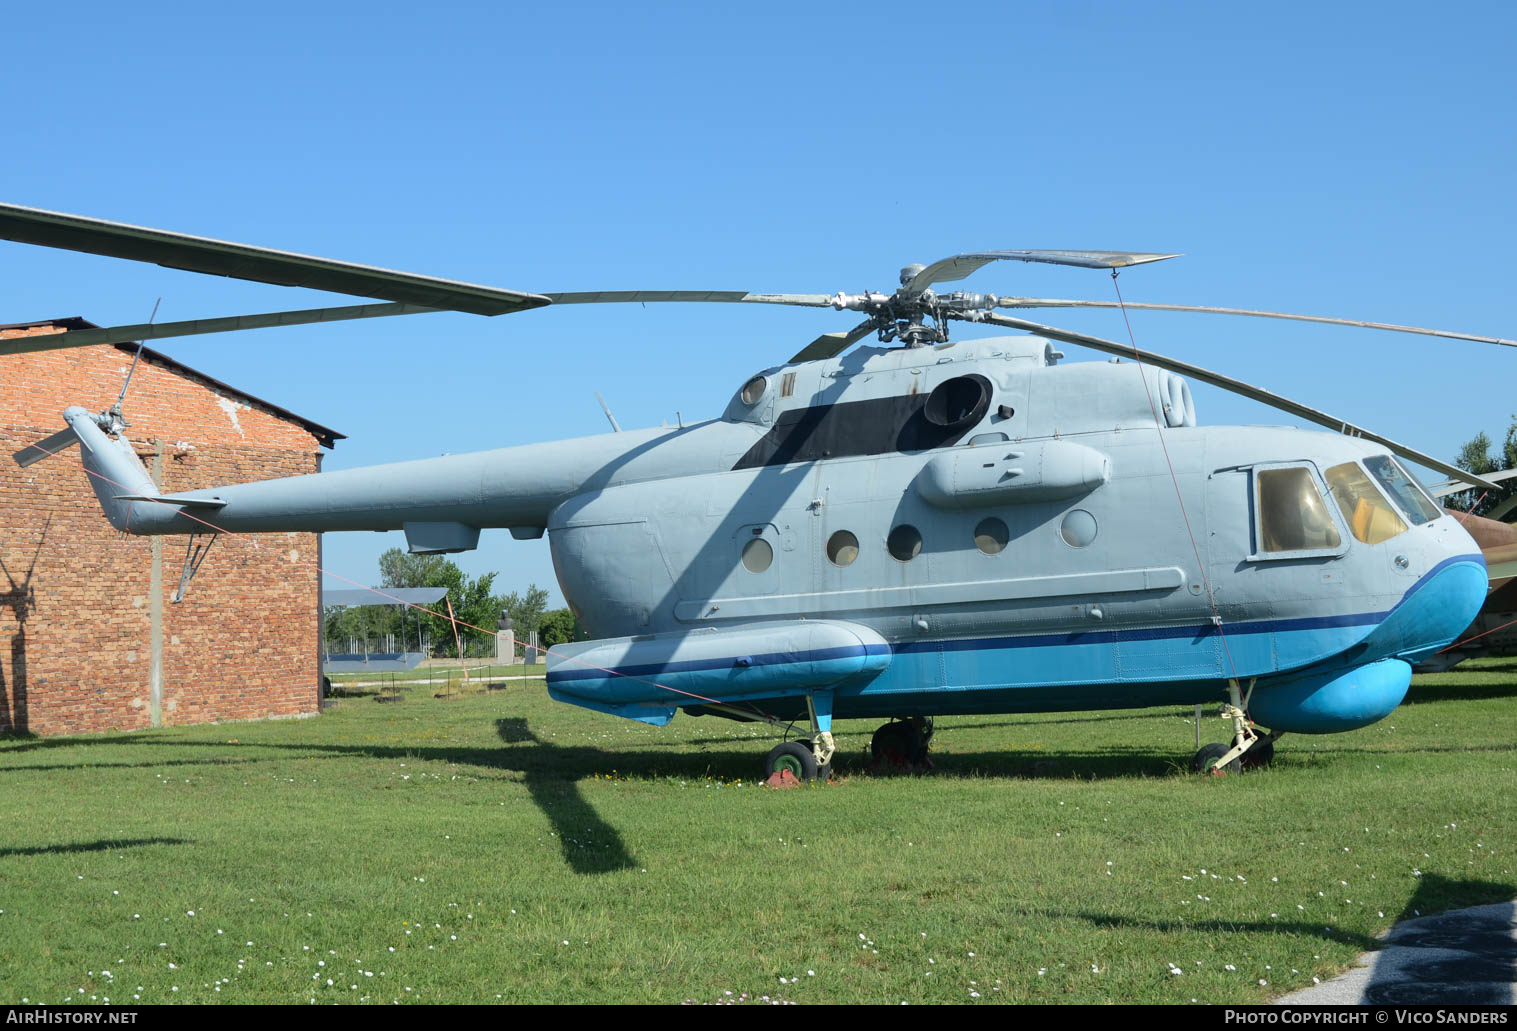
{"left": 871, "top": 716, "right": 934, "bottom": 773}
{"left": 761, "top": 694, "right": 836, "bottom": 782}
{"left": 699, "top": 692, "right": 837, "bottom": 782}
{"left": 1192, "top": 678, "right": 1279, "bottom": 775}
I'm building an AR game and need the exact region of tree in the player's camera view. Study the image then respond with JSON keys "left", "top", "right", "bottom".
{"left": 539, "top": 607, "right": 577, "bottom": 648}
{"left": 374, "top": 547, "right": 503, "bottom": 657}
{"left": 378, "top": 550, "right": 453, "bottom": 589}
{"left": 1449, "top": 416, "right": 1517, "bottom": 516}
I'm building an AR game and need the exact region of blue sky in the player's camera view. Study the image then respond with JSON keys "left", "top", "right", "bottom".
{"left": 5, "top": 1, "right": 1514, "bottom": 604}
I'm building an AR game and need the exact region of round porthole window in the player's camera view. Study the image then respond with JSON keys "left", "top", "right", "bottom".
{"left": 741, "top": 538, "right": 773, "bottom": 573}
{"left": 887, "top": 524, "right": 922, "bottom": 562}
{"left": 740, "top": 375, "right": 767, "bottom": 405}
{"left": 827, "top": 530, "right": 859, "bottom": 566}
{"left": 974, "top": 517, "right": 1009, "bottom": 555}
{"left": 1060, "top": 509, "right": 1098, "bottom": 548}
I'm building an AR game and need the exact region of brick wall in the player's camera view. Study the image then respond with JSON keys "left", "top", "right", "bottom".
{"left": 0, "top": 325, "right": 327, "bottom": 736}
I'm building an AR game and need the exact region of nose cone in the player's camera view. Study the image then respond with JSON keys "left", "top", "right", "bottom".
{"left": 1366, "top": 541, "right": 1487, "bottom": 664}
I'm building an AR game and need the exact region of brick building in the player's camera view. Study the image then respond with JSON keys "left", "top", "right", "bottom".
{"left": 0, "top": 318, "right": 342, "bottom": 736}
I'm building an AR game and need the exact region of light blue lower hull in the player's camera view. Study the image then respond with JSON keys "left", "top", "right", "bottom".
{"left": 547, "top": 557, "right": 1485, "bottom": 734}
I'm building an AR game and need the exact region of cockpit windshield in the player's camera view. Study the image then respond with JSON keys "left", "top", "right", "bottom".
{"left": 1365, "top": 456, "right": 1442, "bottom": 525}
{"left": 1325, "top": 461, "right": 1408, "bottom": 545}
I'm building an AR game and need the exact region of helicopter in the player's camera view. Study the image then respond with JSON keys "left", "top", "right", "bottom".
{"left": 1, "top": 202, "right": 1506, "bottom": 781}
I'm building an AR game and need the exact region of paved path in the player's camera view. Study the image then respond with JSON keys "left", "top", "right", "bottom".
{"left": 336, "top": 673, "right": 544, "bottom": 689}
{"left": 1274, "top": 901, "right": 1516, "bottom": 1005}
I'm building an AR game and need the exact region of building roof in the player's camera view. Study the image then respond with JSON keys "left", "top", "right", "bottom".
{"left": 0, "top": 317, "right": 346, "bottom": 448}
{"left": 322, "top": 587, "right": 449, "bottom": 608}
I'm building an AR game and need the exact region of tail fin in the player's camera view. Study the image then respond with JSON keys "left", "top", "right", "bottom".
{"left": 53, "top": 408, "right": 227, "bottom": 532}
{"left": 58, "top": 407, "right": 159, "bottom": 531}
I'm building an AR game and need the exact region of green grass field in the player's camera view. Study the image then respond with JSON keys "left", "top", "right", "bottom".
{"left": 1, "top": 660, "right": 1513, "bottom": 1005}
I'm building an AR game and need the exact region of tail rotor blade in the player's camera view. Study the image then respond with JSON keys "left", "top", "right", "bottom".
{"left": 13, "top": 425, "right": 81, "bottom": 468}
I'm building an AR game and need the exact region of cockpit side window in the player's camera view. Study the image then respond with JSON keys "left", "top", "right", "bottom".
{"left": 1254, "top": 466, "right": 1342, "bottom": 555}
{"left": 1365, "top": 456, "right": 1442, "bottom": 525}
{"left": 1325, "top": 461, "right": 1408, "bottom": 545}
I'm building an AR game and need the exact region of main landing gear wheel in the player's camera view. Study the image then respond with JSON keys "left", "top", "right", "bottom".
{"left": 1239, "top": 737, "right": 1275, "bottom": 769}
{"left": 871, "top": 717, "right": 934, "bottom": 773}
{"left": 765, "top": 741, "right": 820, "bottom": 782}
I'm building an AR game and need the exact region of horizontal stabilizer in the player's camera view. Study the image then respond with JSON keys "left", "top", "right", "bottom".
{"left": 13, "top": 426, "right": 81, "bottom": 467}
{"left": 113, "top": 493, "right": 227, "bottom": 509}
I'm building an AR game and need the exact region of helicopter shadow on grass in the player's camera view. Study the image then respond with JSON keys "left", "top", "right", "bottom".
{"left": 0, "top": 725, "right": 648, "bottom": 876}
{"left": 1059, "top": 872, "right": 1517, "bottom": 987}
{"left": 1402, "top": 679, "right": 1517, "bottom": 705}
{"left": 1438, "top": 658, "right": 1517, "bottom": 676}
{"left": 679, "top": 709, "right": 1182, "bottom": 750}
{"left": 0, "top": 755, "right": 264, "bottom": 775}
{"left": 0, "top": 836, "right": 190, "bottom": 859}
{"left": 492, "top": 716, "right": 642, "bottom": 875}
{"left": 203, "top": 721, "right": 771, "bottom": 875}
{"left": 918, "top": 746, "right": 1183, "bottom": 780}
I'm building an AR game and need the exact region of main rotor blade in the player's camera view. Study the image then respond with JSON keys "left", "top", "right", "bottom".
{"left": 0, "top": 203, "right": 549, "bottom": 317}
{"left": 544, "top": 290, "right": 833, "bottom": 307}
{"left": 981, "top": 312, "right": 1503, "bottom": 492}
{"left": 1424, "top": 467, "right": 1517, "bottom": 498}
{"left": 789, "top": 318, "right": 876, "bottom": 363}
{"left": 906, "top": 251, "right": 1180, "bottom": 294}
{"left": 996, "top": 297, "right": 1517, "bottom": 349}
{"left": 0, "top": 302, "right": 440, "bottom": 356}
